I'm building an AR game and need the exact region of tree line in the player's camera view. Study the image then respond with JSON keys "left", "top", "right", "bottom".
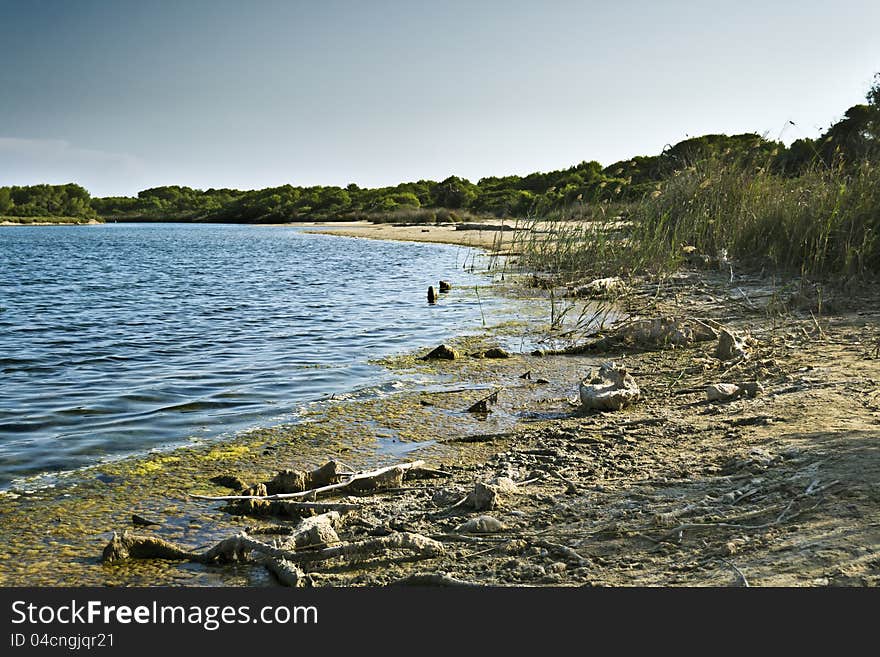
{"left": 3, "top": 74, "right": 877, "bottom": 223}
{"left": 0, "top": 183, "right": 97, "bottom": 220}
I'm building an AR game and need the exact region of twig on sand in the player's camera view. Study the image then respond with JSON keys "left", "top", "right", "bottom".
{"left": 464, "top": 545, "right": 502, "bottom": 559}
{"left": 809, "top": 311, "right": 827, "bottom": 340}
{"left": 657, "top": 480, "right": 841, "bottom": 540}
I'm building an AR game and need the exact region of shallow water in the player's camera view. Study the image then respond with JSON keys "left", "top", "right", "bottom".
{"left": 0, "top": 223, "right": 519, "bottom": 489}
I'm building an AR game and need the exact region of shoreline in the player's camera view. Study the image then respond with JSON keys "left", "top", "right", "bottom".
{"left": 0, "top": 218, "right": 102, "bottom": 226}
{"left": 303, "top": 219, "right": 526, "bottom": 250}
{"left": 0, "top": 232, "right": 546, "bottom": 586}
{"left": 0, "top": 228, "right": 878, "bottom": 587}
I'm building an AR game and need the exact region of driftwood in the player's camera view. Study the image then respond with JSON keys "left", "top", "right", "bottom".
{"left": 531, "top": 539, "right": 587, "bottom": 565}
{"left": 536, "top": 316, "right": 718, "bottom": 356}
{"left": 103, "top": 454, "right": 476, "bottom": 585}
{"left": 102, "top": 533, "right": 196, "bottom": 563}
{"left": 618, "top": 317, "right": 716, "bottom": 347}
{"left": 406, "top": 467, "right": 453, "bottom": 480}
{"left": 568, "top": 276, "right": 625, "bottom": 299}
{"left": 262, "top": 558, "right": 307, "bottom": 587}
{"left": 103, "top": 512, "right": 343, "bottom": 564}
{"left": 281, "top": 532, "right": 444, "bottom": 563}
{"left": 102, "top": 529, "right": 443, "bottom": 570}
{"left": 193, "top": 460, "right": 425, "bottom": 502}
{"left": 246, "top": 524, "right": 298, "bottom": 536}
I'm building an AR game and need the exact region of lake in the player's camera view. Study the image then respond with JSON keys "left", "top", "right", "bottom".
{"left": 0, "top": 223, "right": 516, "bottom": 489}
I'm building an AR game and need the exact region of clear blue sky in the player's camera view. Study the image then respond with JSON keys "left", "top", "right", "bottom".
{"left": 1, "top": 0, "right": 878, "bottom": 197}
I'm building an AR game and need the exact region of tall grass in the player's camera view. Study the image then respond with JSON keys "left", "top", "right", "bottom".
{"left": 518, "top": 159, "right": 880, "bottom": 282}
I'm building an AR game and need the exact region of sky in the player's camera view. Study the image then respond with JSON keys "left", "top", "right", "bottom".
{"left": 1, "top": 0, "right": 879, "bottom": 197}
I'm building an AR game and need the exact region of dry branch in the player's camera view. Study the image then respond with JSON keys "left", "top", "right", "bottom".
{"left": 193, "top": 460, "right": 425, "bottom": 502}
{"left": 656, "top": 480, "right": 841, "bottom": 539}
{"left": 101, "top": 529, "right": 444, "bottom": 568}
{"left": 282, "top": 532, "right": 444, "bottom": 563}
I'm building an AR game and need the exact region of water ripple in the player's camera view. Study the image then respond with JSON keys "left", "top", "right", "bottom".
{"left": 0, "top": 223, "right": 514, "bottom": 488}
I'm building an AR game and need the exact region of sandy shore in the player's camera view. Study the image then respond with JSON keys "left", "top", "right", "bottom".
{"left": 302, "top": 220, "right": 525, "bottom": 250}
{"left": 0, "top": 218, "right": 102, "bottom": 226}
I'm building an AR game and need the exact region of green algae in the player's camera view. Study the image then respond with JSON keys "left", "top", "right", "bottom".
{"left": 130, "top": 455, "right": 181, "bottom": 475}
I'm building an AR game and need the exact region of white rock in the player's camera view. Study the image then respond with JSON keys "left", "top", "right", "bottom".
{"left": 570, "top": 276, "right": 625, "bottom": 298}
{"left": 455, "top": 515, "right": 506, "bottom": 534}
{"left": 706, "top": 383, "right": 742, "bottom": 401}
{"left": 579, "top": 363, "right": 640, "bottom": 411}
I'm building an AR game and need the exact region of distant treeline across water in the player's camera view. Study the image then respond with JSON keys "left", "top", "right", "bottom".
{"left": 3, "top": 74, "right": 878, "bottom": 225}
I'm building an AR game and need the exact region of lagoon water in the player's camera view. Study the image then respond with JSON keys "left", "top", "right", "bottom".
{"left": 0, "top": 223, "right": 514, "bottom": 489}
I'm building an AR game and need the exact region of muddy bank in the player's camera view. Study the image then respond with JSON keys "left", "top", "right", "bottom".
{"left": 3, "top": 263, "right": 877, "bottom": 587}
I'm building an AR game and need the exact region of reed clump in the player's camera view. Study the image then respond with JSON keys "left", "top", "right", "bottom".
{"left": 518, "top": 158, "right": 880, "bottom": 283}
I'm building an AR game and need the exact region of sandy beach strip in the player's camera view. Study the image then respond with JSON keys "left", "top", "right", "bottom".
{"left": 296, "top": 220, "right": 526, "bottom": 250}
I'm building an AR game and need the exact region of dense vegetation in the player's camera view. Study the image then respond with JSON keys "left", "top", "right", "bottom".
{"left": 84, "top": 73, "right": 879, "bottom": 227}
{"left": 519, "top": 74, "right": 880, "bottom": 281}
{"left": 85, "top": 128, "right": 852, "bottom": 224}
{"left": 0, "top": 184, "right": 97, "bottom": 221}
